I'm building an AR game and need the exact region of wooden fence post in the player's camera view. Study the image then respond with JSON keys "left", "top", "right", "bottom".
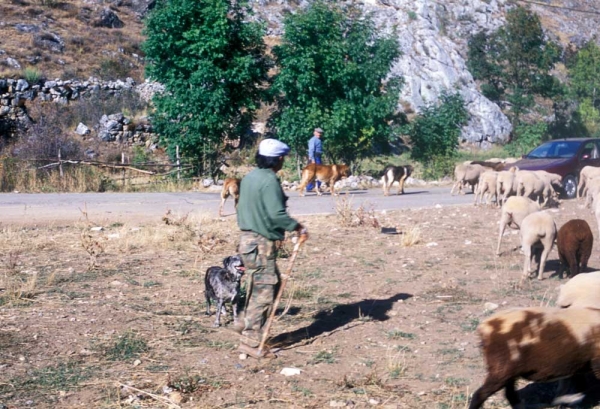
{"left": 121, "top": 152, "right": 126, "bottom": 186}
{"left": 58, "top": 148, "right": 63, "bottom": 178}
{"left": 176, "top": 145, "right": 181, "bottom": 181}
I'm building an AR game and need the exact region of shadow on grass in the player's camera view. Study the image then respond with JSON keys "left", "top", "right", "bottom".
{"left": 270, "top": 293, "right": 412, "bottom": 348}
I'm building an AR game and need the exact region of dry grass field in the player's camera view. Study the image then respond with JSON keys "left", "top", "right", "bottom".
{"left": 2, "top": 198, "right": 600, "bottom": 408}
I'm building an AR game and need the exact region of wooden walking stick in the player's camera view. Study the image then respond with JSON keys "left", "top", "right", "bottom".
{"left": 247, "top": 235, "right": 306, "bottom": 358}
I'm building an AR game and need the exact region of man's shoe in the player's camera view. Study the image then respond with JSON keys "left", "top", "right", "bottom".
{"left": 238, "top": 342, "right": 278, "bottom": 359}
{"left": 240, "top": 330, "right": 261, "bottom": 348}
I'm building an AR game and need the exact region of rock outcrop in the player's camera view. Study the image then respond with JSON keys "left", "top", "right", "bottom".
{"left": 250, "top": 0, "right": 600, "bottom": 146}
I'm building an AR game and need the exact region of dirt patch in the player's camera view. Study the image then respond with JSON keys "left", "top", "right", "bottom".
{"left": 1, "top": 200, "right": 599, "bottom": 408}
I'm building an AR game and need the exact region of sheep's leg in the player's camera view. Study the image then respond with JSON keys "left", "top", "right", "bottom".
{"left": 497, "top": 216, "right": 509, "bottom": 256}
{"left": 581, "top": 247, "right": 591, "bottom": 273}
{"left": 451, "top": 180, "right": 460, "bottom": 195}
{"left": 557, "top": 250, "right": 567, "bottom": 279}
{"left": 504, "top": 379, "right": 521, "bottom": 408}
{"left": 568, "top": 252, "right": 580, "bottom": 278}
{"left": 214, "top": 299, "right": 224, "bottom": 327}
{"left": 468, "top": 377, "right": 510, "bottom": 409}
{"left": 537, "top": 245, "right": 551, "bottom": 280}
{"left": 577, "top": 177, "right": 584, "bottom": 199}
{"left": 521, "top": 245, "right": 532, "bottom": 283}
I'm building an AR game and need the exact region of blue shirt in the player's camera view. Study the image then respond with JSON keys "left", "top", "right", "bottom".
{"left": 308, "top": 136, "right": 322, "bottom": 161}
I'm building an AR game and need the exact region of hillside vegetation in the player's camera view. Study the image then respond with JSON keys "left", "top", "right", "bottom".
{"left": 0, "top": 0, "right": 146, "bottom": 81}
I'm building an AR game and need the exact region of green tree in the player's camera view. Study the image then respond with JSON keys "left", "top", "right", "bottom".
{"left": 568, "top": 39, "right": 600, "bottom": 136}
{"left": 467, "top": 6, "right": 561, "bottom": 128}
{"left": 270, "top": 2, "right": 404, "bottom": 170}
{"left": 406, "top": 91, "right": 468, "bottom": 170}
{"left": 143, "top": 0, "right": 269, "bottom": 173}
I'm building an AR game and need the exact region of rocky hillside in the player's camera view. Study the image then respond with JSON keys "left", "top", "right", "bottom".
{"left": 1, "top": 0, "right": 599, "bottom": 146}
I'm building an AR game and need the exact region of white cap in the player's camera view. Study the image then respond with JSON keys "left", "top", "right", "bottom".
{"left": 258, "top": 138, "right": 290, "bottom": 157}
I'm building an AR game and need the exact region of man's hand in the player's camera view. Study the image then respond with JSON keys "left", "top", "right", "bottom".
{"left": 295, "top": 224, "right": 309, "bottom": 243}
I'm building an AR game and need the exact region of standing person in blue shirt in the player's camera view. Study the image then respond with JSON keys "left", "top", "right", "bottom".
{"left": 306, "top": 127, "right": 323, "bottom": 192}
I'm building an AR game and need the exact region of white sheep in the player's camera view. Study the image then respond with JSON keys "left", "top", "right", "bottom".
{"left": 558, "top": 271, "right": 600, "bottom": 309}
{"left": 496, "top": 166, "right": 518, "bottom": 206}
{"left": 451, "top": 163, "right": 486, "bottom": 195}
{"left": 516, "top": 170, "right": 556, "bottom": 207}
{"left": 469, "top": 306, "right": 600, "bottom": 409}
{"left": 503, "top": 157, "right": 520, "bottom": 164}
{"left": 496, "top": 196, "right": 541, "bottom": 256}
{"left": 577, "top": 165, "right": 600, "bottom": 199}
{"left": 583, "top": 177, "right": 600, "bottom": 208}
{"left": 474, "top": 171, "right": 498, "bottom": 206}
{"left": 520, "top": 211, "right": 557, "bottom": 281}
{"left": 533, "top": 170, "right": 562, "bottom": 189}
{"left": 593, "top": 192, "right": 600, "bottom": 237}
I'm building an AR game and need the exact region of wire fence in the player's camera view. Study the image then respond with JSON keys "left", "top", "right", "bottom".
{"left": 0, "top": 146, "right": 209, "bottom": 191}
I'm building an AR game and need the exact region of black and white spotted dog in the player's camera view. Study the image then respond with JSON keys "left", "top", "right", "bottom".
{"left": 204, "top": 255, "right": 245, "bottom": 327}
{"left": 381, "top": 165, "right": 414, "bottom": 196}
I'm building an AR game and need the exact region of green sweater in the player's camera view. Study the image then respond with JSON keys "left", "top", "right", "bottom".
{"left": 237, "top": 168, "right": 299, "bottom": 240}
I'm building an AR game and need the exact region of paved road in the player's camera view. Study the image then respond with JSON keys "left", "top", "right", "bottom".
{"left": 0, "top": 187, "right": 473, "bottom": 225}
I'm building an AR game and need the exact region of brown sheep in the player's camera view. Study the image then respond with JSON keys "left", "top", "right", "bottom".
{"left": 557, "top": 219, "right": 593, "bottom": 279}
{"left": 469, "top": 307, "right": 600, "bottom": 409}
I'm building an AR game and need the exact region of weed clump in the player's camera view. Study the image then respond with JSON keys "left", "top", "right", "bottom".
{"left": 335, "top": 196, "right": 380, "bottom": 228}
{"left": 104, "top": 331, "right": 149, "bottom": 361}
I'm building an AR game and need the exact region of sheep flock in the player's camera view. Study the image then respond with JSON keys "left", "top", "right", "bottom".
{"left": 452, "top": 161, "right": 600, "bottom": 408}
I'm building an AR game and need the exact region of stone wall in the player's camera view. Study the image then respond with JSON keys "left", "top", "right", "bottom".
{"left": 0, "top": 77, "right": 163, "bottom": 144}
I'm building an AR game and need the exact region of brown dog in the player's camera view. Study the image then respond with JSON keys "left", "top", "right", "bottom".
{"left": 219, "top": 178, "right": 241, "bottom": 216}
{"left": 297, "top": 164, "right": 351, "bottom": 196}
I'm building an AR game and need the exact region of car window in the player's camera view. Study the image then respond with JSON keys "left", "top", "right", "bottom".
{"left": 527, "top": 143, "right": 552, "bottom": 158}
{"left": 580, "top": 142, "right": 598, "bottom": 159}
{"left": 556, "top": 142, "right": 579, "bottom": 157}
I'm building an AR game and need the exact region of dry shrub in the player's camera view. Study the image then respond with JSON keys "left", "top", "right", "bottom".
{"left": 335, "top": 196, "right": 380, "bottom": 228}
{"left": 400, "top": 225, "right": 421, "bottom": 247}
{"left": 1, "top": 247, "right": 37, "bottom": 303}
{"left": 154, "top": 210, "right": 233, "bottom": 255}
{"left": 195, "top": 214, "right": 231, "bottom": 255}
{"left": 80, "top": 228, "right": 106, "bottom": 271}
{"left": 13, "top": 102, "right": 83, "bottom": 160}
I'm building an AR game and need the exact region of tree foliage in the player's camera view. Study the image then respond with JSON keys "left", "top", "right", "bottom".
{"left": 143, "top": 0, "right": 269, "bottom": 171}
{"left": 466, "top": 6, "right": 561, "bottom": 127}
{"left": 269, "top": 2, "right": 404, "bottom": 167}
{"left": 406, "top": 91, "right": 468, "bottom": 165}
{"left": 568, "top": 39, "right": 600, "bottom": 136}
